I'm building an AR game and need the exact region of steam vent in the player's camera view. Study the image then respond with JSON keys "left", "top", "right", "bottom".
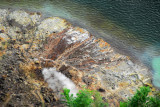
{"left": 0, "top": 9, "right": 156, "bottom": 106}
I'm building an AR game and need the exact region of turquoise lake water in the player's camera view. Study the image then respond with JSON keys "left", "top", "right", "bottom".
{"left": 0, "top": 0, "right": 160, "bottom": 87}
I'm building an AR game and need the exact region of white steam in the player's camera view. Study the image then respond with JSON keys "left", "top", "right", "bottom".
{"left": 42, "top": 67, "right": 78, "bottom": 96}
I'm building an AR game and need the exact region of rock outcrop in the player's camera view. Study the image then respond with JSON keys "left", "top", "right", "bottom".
{"left": 0, "top": 9, "right": 155, "bottom": 106}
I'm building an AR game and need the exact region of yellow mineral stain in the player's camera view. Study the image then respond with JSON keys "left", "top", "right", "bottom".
{"left": 76, "top": 27, "right": 85, "bottom": 33}
{"left": 0, "top": 37, "right": 4, "bottom": 41}
{"left": 98, "top": 39, "right": 110, "bottom": 48}
{"left": 114, "top": 54, "right": 121, "bottom": 59}
{"left": 13, "top": 44, "right": 20, "bottom": 49}
{"left": 127, "top": 56, "right": 130, "bottom": 60}
{"left": 129, "top": 89, "right": 134, "bottom": 94}
{"left": 20, "top": 44, "right": 29, "bottom": 51}
{"left": 0, "top": 51, "right": 4, "bottom": 57}
{"left": 145, "top": 83, "right": 153, "bottom": 87}
{"left": 118, "top": 82, "right": 129, "bottom": 87}
{"left": 99, "top": 49, "right": 109, "bottom": 52}
{"left": 148, "top": 92, "right": 153, "bottom": 96}
{"left": 151, "top": 88, "right": 156, "bottom": 92}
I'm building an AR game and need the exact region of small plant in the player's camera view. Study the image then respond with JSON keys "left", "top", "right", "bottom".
{"left": 61, "top": 88, "right": 108, "bottom": 107}
{"left": 61, "top": 88, "right": 75, "bottom": 107}
{"left": 120, "top": 86, "right": 160, "bottom": 107}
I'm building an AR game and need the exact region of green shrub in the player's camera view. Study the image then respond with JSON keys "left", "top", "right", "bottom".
{"left": 73, "top": 89, "right": 94, "bottom": 107}
{"left": 120, "top": 86, "right": 160, "bottom": 107}
{"left": 61, "top": 88, "right": 108, "bottom": 107}
{"left": 61, "top": 88, "right": 75, "bottom": 107}
{"left": 62, "top": 86, "right": 160, "bottom": 107}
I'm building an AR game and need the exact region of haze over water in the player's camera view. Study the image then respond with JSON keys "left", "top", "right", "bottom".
{"left": 1, "top": 0, "right": 160, "bottom": 87}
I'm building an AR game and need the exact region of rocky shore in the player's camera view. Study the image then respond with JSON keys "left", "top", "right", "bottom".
{"left": 0, "top": 8, "right": 156, "bottom": 106}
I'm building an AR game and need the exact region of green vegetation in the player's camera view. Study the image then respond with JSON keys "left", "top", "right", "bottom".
{"left": 61, "top": 88, "right": 108, "bottom": 107}
{"left": 120, "top": 86, "right": 160, "bottom": 107}
{"left": 61, "top": 86, "right": 160, "bottom": 107}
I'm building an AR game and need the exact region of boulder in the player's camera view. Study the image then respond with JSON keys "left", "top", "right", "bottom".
{"left": 8, "top": 10, "right": 32, "bottom": 27}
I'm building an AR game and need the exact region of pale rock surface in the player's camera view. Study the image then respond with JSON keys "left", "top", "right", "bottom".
{"left": 64, "top": 27, "right": 90, "bottom": 44}
{"left": 29, "top": 12, "right": 41, "bottom": 25}
{"left": 8, "top": 10, "right": 32, "bottom": 27}
{"left": 36, "top": 17, "right": 70, "bottom": 38}
{"left": 0, "top": 9, "right": 8, "bottom": 23}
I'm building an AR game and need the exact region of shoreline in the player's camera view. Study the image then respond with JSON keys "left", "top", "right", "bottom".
{"left": 0, "top": 6, "right": 147, "bottom": 65}
{"left": 0, "top": 1, "right": 159, "bottom": 71}
{"left": 0, "top": 8, "right": 155, "bottom": 106}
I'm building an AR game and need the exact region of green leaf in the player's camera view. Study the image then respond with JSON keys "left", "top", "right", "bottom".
{"left": 61, "top": 88, "right": 108, "bottom": 107}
